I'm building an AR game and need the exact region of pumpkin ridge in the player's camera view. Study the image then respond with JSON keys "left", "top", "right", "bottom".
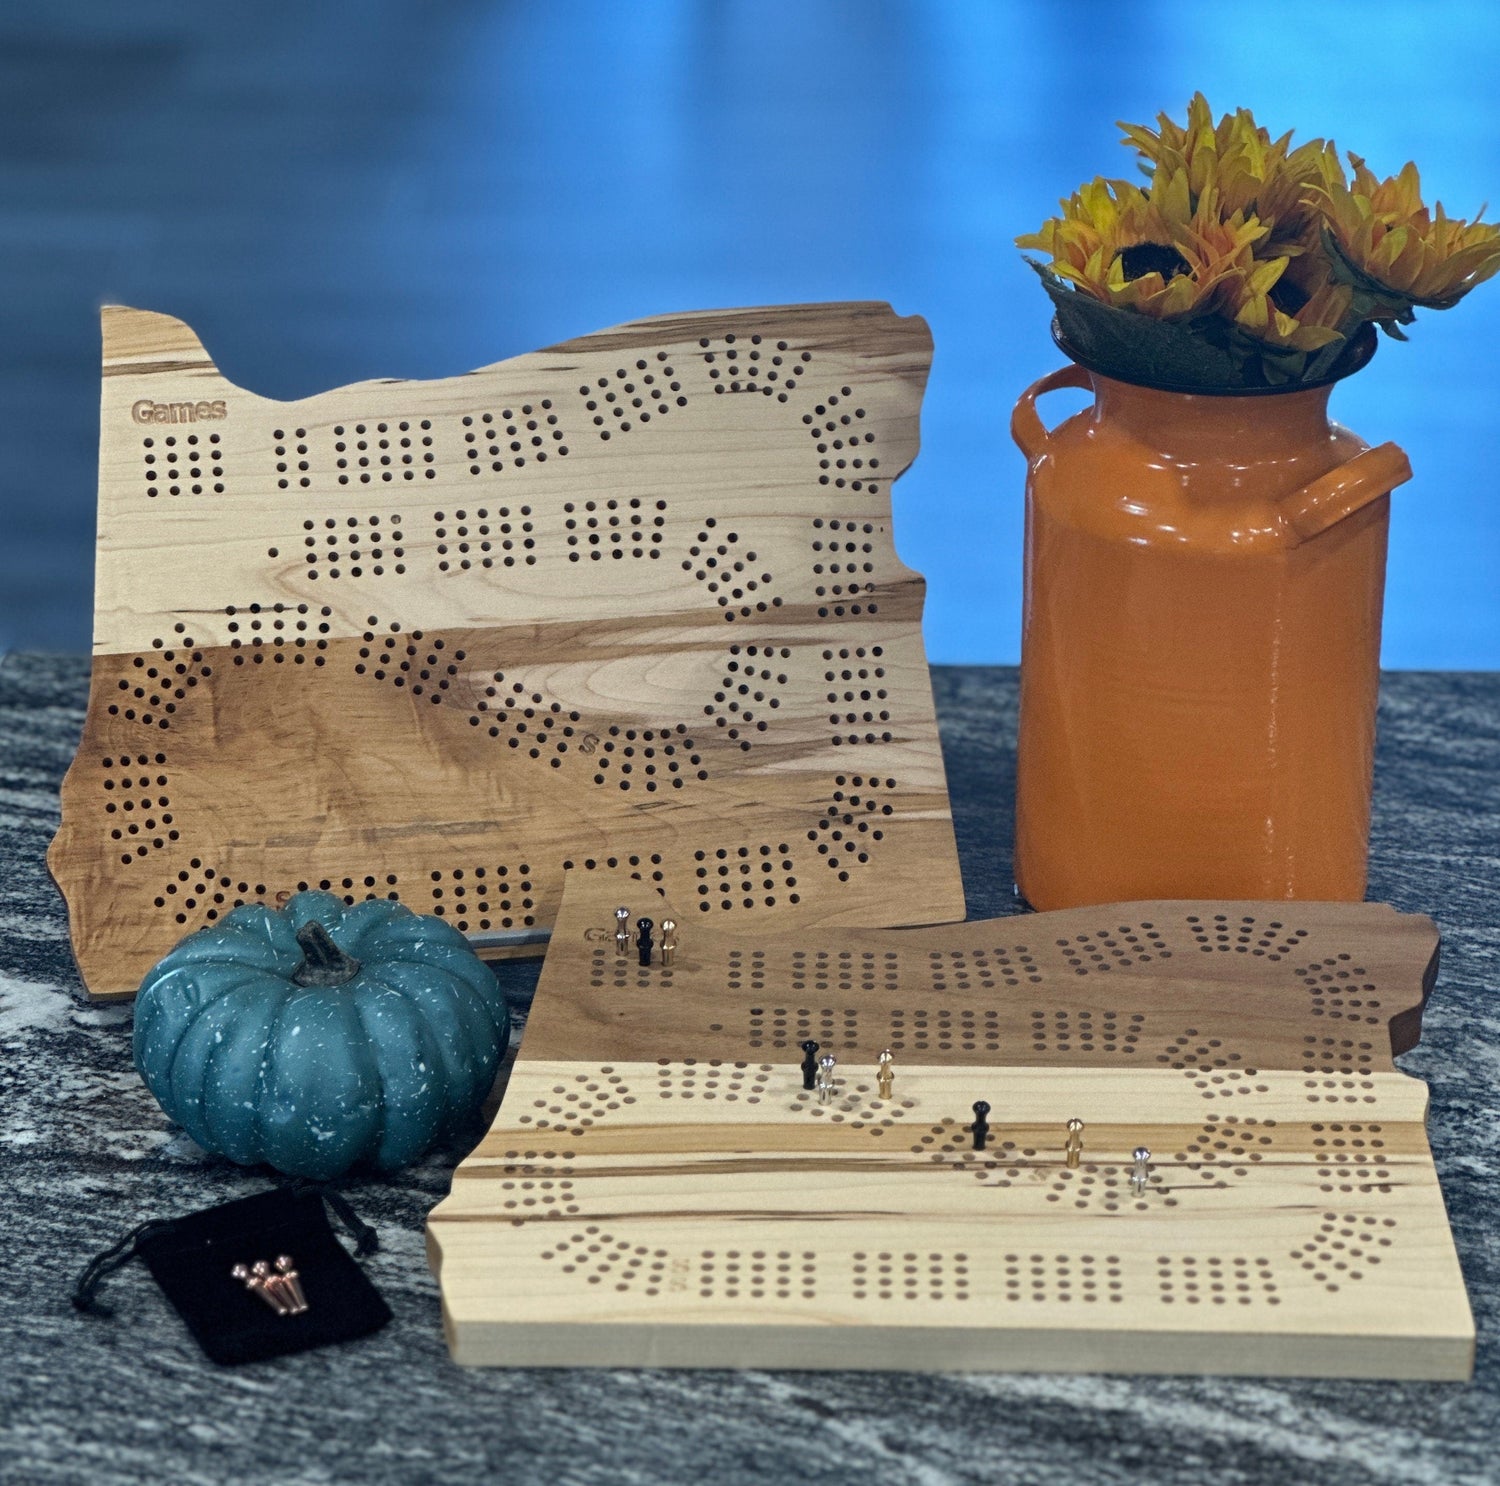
{"left": 248, "top": 981, "right": 307, "bottom": 1169}
{"left": 369, "top": 947, "right": 507, "bottom": 1037}
{"left": 340, "top": 964, "right": 393, "bottom": 1168}
{"left": 149, "top": 966, "right": 279, "bottom": 1111}
{"left": 172, "top": 973, "right": 288, "bottom": 1159}
{"left": 353, "top": 958, "right": 496, "bottom": 1135}
{"left": 348, "top": 963, "right": 454, "bottom": 1169}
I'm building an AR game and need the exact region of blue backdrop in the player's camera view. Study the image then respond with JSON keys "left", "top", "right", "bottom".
{"left": 3, "top": 0, "right": 1496, "bottom": 664}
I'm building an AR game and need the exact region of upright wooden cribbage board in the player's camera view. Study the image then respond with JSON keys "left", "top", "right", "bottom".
{"left": 428, "top": 877, "right": 1474, "bottom": 1379}
{"left": 49, "top": 302, "right": 963, "bottom": 999}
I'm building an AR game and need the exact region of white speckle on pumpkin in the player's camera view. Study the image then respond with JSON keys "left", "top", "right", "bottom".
{"left": 292, "top": 1025, "right": 301, "bottom": 1036}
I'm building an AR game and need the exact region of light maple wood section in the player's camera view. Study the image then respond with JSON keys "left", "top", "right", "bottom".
{"left": 427, "top": 878, "right": 1473, "bottom": 1379}
{"left": 49, "top": 302, "right": 964, "bottom": 999}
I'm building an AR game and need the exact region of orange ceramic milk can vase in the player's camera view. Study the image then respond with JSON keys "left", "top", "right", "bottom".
{"left": 1011, "top": 338, "right": 1412, "bottom": 909}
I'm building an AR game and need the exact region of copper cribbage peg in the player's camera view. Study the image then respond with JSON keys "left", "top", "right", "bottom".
{"left": 614, "top": 906, "right": 632, "bottom": 958}
{"left": 1065, "top": 1117, "right": 1084, "bottom": 1169}
{"left": 1130, "top": 1146, "right": 1153, "bottom": 1196}
{"left": 816, "top": 1053, "right": 838, "bottom": 1106}
{"left": 659, "top": 918, "right": 678, "bottom": 967}
{"left": 275, "top": 1255, "right": 309, "bottom": 1313}
{"left": 876, "top": 1048, "right": 894, "bottom": 1100}
{"left": 234, "top": 1261, "right": 289, "bottom": 1315}
{"left": 252, "top": 1260, "right": 296, "bottom": 1315}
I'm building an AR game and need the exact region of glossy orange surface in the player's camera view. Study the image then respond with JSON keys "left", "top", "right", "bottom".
{"left": 1011, "top": 364, "right": 1411, "bottom": 909}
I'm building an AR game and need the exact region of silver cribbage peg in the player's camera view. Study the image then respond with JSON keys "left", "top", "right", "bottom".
{"left": 659, "top": 918, "right": 678, "bottom": 967}
{"left": 1130, "top": 1146, "right": 1153, "bottom": 1196}
{"left": 614, "top": 906, "right": 632, "bottom": 957}
{"left": 816, "top": 1053, "right": 838, "bottom": 1105}
{"left": 876, "top": 1048, "right": 894, "bottom": 1100}
{"left": 275, "top": 1255, "right": 309, "bottom": 1314}
{"left": 1065, "top": 1118, "right": 1084, "bottom": 1169}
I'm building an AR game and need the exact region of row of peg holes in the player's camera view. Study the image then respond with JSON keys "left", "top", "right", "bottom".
{"left": 701, "top": 333, "right": 809, "bottom": 400}
{"left": 580, "top": 354, "right": 681, "bottom": 438}
{"left": 331, "top": 421, "right": 435, "bottom": 484}
{"left": 102, "top": 753, "right": 176, "bottom": 855}
{"left": 806, "top": 392, "right": 878, "bottom": 494}
{"left": 653, "top": 1059, "right": 774, "bottom": 1102}
{"left": 428, "top": 863, "right": 535, "bottom": 932}
{"left": 1187, "top": 912, "right": 1309, "bottom": 960}
{"left": 285, "top": 514, "right": 406, "bottom": 579}
{"left": 686, "top": 519, "right": 774, "bottom": 618}
{"left": 474, "top": 671, "right": 581, "bottom": 758}
{"left": 462, "top": 405, "right": 566, "bottom": 472}
{"left": 811, "top": 777, "right": 893, "bottom": 880}
{"left": 143, "top": 432, "right": 223, "bottom": 498}
{"left": 595, "top": 724, "right": 704, "bottom": 793}
{"left": 1056, "top": 924, "right": 1169, "bottom": 972}
{"left": 565, "top": 497, "right": 665, "bottom": 561}
{"left": 695, "top": 843, "right": 798, "bottom": 911}
{"left": 227, "top": 598, "right": 331, "bottom": 666}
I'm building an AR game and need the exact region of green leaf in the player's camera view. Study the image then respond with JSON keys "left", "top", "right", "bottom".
{"left": 1030, "top": 262, "right": 1258, "bottom": 390}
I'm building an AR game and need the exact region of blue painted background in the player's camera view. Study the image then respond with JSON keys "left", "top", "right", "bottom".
{"left": 3, "top": 0, "right": 1496, "bottom": 663}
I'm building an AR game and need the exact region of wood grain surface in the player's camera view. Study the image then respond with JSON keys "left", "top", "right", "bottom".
{"left": 48, "top": 302, "right": 963, "bottom": 999}
{"left": 428, "top": 875, "right": 1473, "bottom": 1378}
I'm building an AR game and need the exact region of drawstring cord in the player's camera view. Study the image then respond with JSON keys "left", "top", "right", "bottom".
{"left": 72, "top": 1218, "right": 178, "bottom": 1317}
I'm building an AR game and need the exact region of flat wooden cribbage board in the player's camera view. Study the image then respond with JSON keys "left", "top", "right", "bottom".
{"left": 49, "top": 301, "right": 962, "bottom": 1000}
{"left": 428, "top": 877, "right": 1474, "bottom": 1379}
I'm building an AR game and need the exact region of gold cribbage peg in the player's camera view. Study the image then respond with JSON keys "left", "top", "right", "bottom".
{"left": 1065, "top": 1117, "right": 1084, "bottom": 1169}
{"left": 876, "top": 1048, "right": 894, "bottom": 1100}
{"left": 659, "top": 918, "right": 677, "bottom": 966}
{"left": 1130, "top": 1145, "right": 1153, "bottom": 1196}
{"left": 614, "top": 906, "right": 632, "bottom": 957}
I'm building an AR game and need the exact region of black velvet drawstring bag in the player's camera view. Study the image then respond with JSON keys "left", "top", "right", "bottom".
{"left": 72, "top": 1185, "right": 392, "bottom": 1365}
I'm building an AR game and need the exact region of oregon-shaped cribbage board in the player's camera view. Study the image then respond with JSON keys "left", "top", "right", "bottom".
{"left": 48, "top": 302, "right": 964, "bottom": 999}
{"left": 428, "top": 876, "right": 1473, "bottom": 1379}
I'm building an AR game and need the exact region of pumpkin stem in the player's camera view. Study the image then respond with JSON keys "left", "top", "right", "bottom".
{"left": 292, "top": 921, "right": 362, "bottom": 987}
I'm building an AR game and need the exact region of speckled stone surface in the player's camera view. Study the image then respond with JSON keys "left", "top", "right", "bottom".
{"left": 2, "top": 653, "right": 1495, "bottom": 1486}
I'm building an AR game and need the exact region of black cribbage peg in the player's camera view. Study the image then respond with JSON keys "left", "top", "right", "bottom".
{"left": 971, "top": 1100, "right": 991, "bottom": 1152}
{"left": 635, "top": 917, "right": 654, "bottom": 967}
{"left": 800, "top": 1040, "right": 820, "bottom": 1091}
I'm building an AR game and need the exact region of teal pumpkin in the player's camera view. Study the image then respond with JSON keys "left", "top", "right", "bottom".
{"left": 133, "top": 890, "right": 511, "bottom": 1180}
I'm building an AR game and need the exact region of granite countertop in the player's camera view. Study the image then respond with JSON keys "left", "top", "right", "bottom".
{"left": 2, "top": 653, "right": 1496, "bottom": 1486}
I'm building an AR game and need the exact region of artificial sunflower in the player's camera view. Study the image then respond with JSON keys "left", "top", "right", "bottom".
{"left": 1021, "top": 97, "right": 1498, "bottom": 390}
{"left": 1320, "top": 154, "right": 1500, "bottom": 319}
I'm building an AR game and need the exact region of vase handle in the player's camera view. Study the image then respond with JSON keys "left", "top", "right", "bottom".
{"left": 1280, "top": 441, "right": 1413, "bottom": 543}
{"left": 1011, "top": 365, "right": 1094, "bottom": 462}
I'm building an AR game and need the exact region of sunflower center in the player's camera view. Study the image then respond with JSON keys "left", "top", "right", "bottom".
{"left": 1117, "top": 242, "right": 1191, "bottom": 282}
